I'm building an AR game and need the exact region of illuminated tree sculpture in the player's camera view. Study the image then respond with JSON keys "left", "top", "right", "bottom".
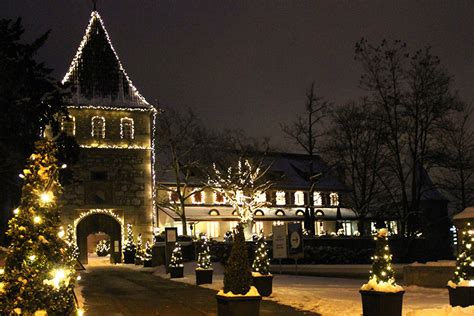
{"left": 135, "top": 233, "right": 143, "bottom": 264}
{"left": 197, "top": 234, "right": 212, "bottom": 270}
{"left": 64, "top": 224, "right": 79, "bottom": 263}
{"left": 170, "top": 243, "right": 184, "bottom": 268}
{"left": 143, "top": 241, "right": 153, "bottom": 267}
{"left": 0, "top": 139, "right": 77, "bottom": 314}
{"left": 450, "top": 222, "right": 474, "bottom": 286}
{"left": 252, "top": 231, "right": 270, "bottom": 275}
{"left": 123, "top": 224, "right": 136, "bottom": 263}
{"left": 96, "top": 240, "right": 110, "bottom": 257}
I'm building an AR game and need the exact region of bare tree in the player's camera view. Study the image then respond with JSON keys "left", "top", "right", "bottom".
{"left": 281, "top": 83, "right": 331, "bottom": 234}
{"left": 355, "top": 38, "right": 462, "bottom": 236}
{"left": 208, "top": 159, "right": 272, "bottom": 240}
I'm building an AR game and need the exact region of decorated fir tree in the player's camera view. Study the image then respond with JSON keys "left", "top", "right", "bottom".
{"left": 64, "top": 224, "right": 79, "bottom": 263}
{"left": 143, "top": 241, "right": 153, "bottom": 265}
{"left": 170, "top": 242, "right": 184, "bottom": 268}
{"left": 96, "top": 240, "right": 110, "bottom": 257}
{"left": 197, "top": 234, "right": 212, "bottom": 270}
{"left": 135, "top": 233, "right": 143, "bottom": 262}
{"left": 252, "top": 231, "right": 270, "bottom": 275}
{"left": 123, "top": 224, "right": 136, "bottom": 263}
{"left": 0, "top": 139, "right": 77, "bottom": 314}
{"left": 361, "top": 228, "right": 403, "bottom": 292}
{"left": 223, "top": 223, "right": 253, "bottom": 295}
{"left": 449, "top": 222, "right": 474, "bottom": 287}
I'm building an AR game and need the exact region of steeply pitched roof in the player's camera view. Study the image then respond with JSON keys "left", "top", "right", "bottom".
{"left": 62, "top": 11, "right": 152, "bottom": 109}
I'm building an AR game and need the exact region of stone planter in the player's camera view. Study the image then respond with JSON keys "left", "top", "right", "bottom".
{"left": 143, "top": 260, "right": 153, "bottom": 267}
{"left": 448, "top": 286, "right": 474, "bottom": 307}
{"left": 252, "top": 274, "right": 273, "bottom": 296}
{"left": 360, "top": 290, "right": 405, "bottom": 316}
{"left": 216, "top": 293, "right": 261, "bottom": 316}
{"left": 123, "top": 251, "right": 135, "bottom": 264}
{"left": 196, "top": 269, "right": 213, "bottom": 285}
{"left": 170, "top": 266, "right": 184, "bottom": 278}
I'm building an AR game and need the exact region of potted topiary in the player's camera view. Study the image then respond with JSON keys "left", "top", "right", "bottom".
{"left": 447, "top": 221, "right": 474, "bottom": 307}
{"left": 123, "top": 224, "right": 136, "bottom": 264}
{"left": 251, "top": 230, "right": 273, "bottom": 296}
{"left": 196, "top": 234, "right": 213, "bottom": 285}
{"left": 360, "top": 228, "right": 404, "bottom": 316}
{"left": 96, "top": 240, "right": 110, "bottom": 257}
{"left": 169, "top": 242, "right": 184, "bottom": 278}
{"left": 135, "top": 233, "right": 144, "bottom": 265}
{"left": 143, "top": 240, "right": 153, "bottom": 267}
{"left": 216, "top": 223, "right": 261, "bottom": 316}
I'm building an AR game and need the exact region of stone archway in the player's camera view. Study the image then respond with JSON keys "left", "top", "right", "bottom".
{"left": 76, "top": 213, "right": 122, "bottom": 264}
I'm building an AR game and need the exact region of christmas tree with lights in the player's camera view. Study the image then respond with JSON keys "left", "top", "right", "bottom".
{"left": 361, "top": 228, "right": 403, "bottom": 292}
{"left": 170, "top": 243, "right": 184, "bottom": 268}
{"left": 96, "top": 240, "right": 110, "bottom": 257}
{"left": 223, "top": 223, "right": 253, "bottom": 295}
{"left": 64, "top": 224, "right": 79, "bottom": 263}
{"left": 0, "top": 139, "right": 77, "bottom": 314}
{"left": 143, "top": 241, "right": 153, "bottom": 267}
{"left": 123, "top": 224, "right": 136, "bottom": 263}
{"left": 135, "top": 233, "right": 143, "bottom": 263}
{"left": 252, "top": 231, "right": 270, "bottom": 275}
{"left": 449, "top": 222, "right": 474, "bottom": 287}
{"left": 197, "top": 234, "right": 212, "bottom": 270}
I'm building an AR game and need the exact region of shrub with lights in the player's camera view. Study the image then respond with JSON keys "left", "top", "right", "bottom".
{"left": 64, "top": 224, "right": 79, "bottom": 262}
{"left": 135, "top": 233, "right": 143, "bottom": 264}
{"left": 360, "top": 228, "right": 404, "bottom": 316}
{"left": 143, "top": 240, "right": 153, "bottom": 267}
{"left": 123, "top": 224, "right": 136, "bottom": 263}
{"left": 447, "top": 222, "right": 474, "bottom": 307}
{"left": 196, "top": 234, "right": 213, "bottom": 285}
{"left": 169, "top": 242, "right": 184, "bottom": 278}
{"left": 251, "top": 230, "right": 273, "bottom": 296}
{"left": 96, "top": 240, "right": 110, "bottom": 257}
{"left": 0, "top": 140, "right": 77, "bottom": 315}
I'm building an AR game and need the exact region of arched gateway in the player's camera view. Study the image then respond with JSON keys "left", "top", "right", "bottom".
{"left": 76, "top": 213, "right": 122, "bottom": 264}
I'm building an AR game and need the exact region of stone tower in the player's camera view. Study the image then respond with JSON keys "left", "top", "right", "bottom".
{"left": 60, "top": 10, "right": 157, "bottom": 263}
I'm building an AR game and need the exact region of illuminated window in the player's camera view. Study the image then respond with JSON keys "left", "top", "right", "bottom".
{"left": 276, "top": 191, "right": 286, "bottom": 205}
{"left": 207, "top": 222, "right": 220, "bottom": 238}
{"left": 296, "top": 210, "right": 305, "bottom": 216}
{"left": 168, "top": 191, "right": 179, "bottom": 203}
{"left": 313, "top": 191, "right": 322, "bottom": 206}
{"left": 209, "top": 209, "right": 220, "bottom": 216}
{"left": 91, "top": 116, "right": 105, "bottom": 139}
{"left": 120, "top": 117, "right": 134, "bottom": 140}
{"left": 214, "top": 191, "right": 226, "bottom": 204}
{"left": 192, "top": 190, "right": 204, "bottom": 204}
{"left": 253, "top": 221, "right": 264, "bottom": 234}
{"left": 256, "top": 192, "right": 266, "bottom": 203}
{"left": 236, "top": 190, "right": 244, "bottom": 205}
{"left": 294, "top": 191, "right": 305, "bottom": 205}
{"left": 254, "top": 210, "right": 264, "bottom": 216}
{"left": 330, "top": 192, "right": 339, "bottom": 206}
{"left": 275, "top": 210, "right": 285, "bottom": 216}
{"left": 232, "top": 210, "right": 239, "bottom": 216}
{"left": 61, "top": 116, "right": 75, "bottom": 136}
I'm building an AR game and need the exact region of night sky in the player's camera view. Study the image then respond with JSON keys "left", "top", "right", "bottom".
{"left": 3, "top": 1, "right": 473, "bottom": 151}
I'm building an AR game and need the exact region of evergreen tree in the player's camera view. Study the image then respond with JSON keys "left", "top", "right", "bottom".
{"left": 252, "top": 230, "right": 270, "bottom": 275}
{"left": 197, "top": 234, "right": 212, "bottom": 270}
{"left": 64, "top": 224, "right": 79, "bottom": 263}
{"left": 135, "top": 233, "right": 143, "bottom": 262}
{"left": 0, "top": 140, "right": 76, "bottom": 314}
{"left": 96, "top": 240, "right": 109, "bottom": 257}
{"left": 123, "top": 224, "right": 136, "bottom": 258}
{"left": 451, "top": 222, "right": 474, "bottom": 285}
{"left": 169, "top": 243, "right": 183, "bottom": 268}
{"left": 368, "top": 228, "right": 397, "bottom": 285}
{"left": 143, "top": 241, "right": 152, "bottom": 264}
{"left": 223, "top": 223, "right": 252, "bottom": 294}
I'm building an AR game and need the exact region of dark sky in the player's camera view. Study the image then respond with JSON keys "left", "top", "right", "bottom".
{"left": 3, "top": 1, "right": 473, "bottom": 151}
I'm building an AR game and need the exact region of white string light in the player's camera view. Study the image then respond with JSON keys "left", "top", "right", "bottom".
{"left": 73, "top": 209, "right": 125, "bottom": 245}
{"left": 80, "top": 144, "right": 151, "bottom": 150}
{"left": 91, "top": 116, "right": 106, "bottom": 139}
{"left": 120, "top": 117, "right": 134, "bottom": 140}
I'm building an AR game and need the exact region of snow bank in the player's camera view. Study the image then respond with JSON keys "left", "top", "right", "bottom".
{"left": 252, "top": 272, "right": 272, "bottom": 277}
{"left": 217, "top": 286, "right": 260, "bottom": 297}
{"left": 447, "top": 280, "right": 474, "bottom": 288}
{"left": 360, "top": 277, "right": 404, "bottom": 293}
{"left": 409, "top": 261, "right": 455, "bottom": 267}
{"left": 406, "top": 305, "right": 474, "bottom": 316}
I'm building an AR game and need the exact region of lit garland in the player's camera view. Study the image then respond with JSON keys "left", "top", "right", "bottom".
{"left": 80, "top": 144, "right": 151, "bottom": 150}
{"left": 120, "top": 117, "right": 135, "bottom": 139}
{"left": 73, "top": 209, "right": 124, "bottom": 245}
{"left": 91, "top": 116, "right": 105, "bottom": 139}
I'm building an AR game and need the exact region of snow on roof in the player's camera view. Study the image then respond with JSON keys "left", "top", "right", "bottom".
{"left": 62, "top": 11, "right": 153, "bottom": 109}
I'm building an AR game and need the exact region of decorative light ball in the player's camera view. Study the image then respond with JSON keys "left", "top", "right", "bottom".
{"left": 33, "top": 216, "right": 42, "bottom": 224}
{"left": 13, "top": 208, "right": 19, "bottom": 215}
{"left": 40, "top": 191, "right": 54, "bottom": 204}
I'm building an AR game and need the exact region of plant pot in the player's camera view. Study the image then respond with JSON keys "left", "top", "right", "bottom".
{"left": 360, "top": 290, "right": 405, "bottom": 316}
{"left": 135, "top": 258, "right": 143, "bottom": 265}
{"left": 170, "top": 266, "right": 184, "bottom": 278}
{"left": 448, "top": 286, "right": 474, "bottom": 307}
{"left": 144, "top": 260, "right": 153, "bottom": 267}
{"left": 196, "top": 269, "right": 213, "bottom": 285}
{"left": 216, "top": 293, "right": 261, "bottom": 316}
{"left": 123, "top": 251, "right": 135, "bottom": 264}
{"left": 252, "top": 274, "right": 273, "bottom": 296}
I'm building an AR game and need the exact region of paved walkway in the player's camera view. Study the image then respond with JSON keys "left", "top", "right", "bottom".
{"left": 80, "top": 264, "right": 318, "bottom": 316}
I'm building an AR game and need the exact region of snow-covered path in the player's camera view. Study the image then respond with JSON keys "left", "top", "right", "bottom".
{"left": 153, "top": 262, "right": 474, "bottom": 316}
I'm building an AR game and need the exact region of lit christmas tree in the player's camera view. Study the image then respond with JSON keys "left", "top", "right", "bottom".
{"left": 143, "top": 241, "right": 153, "bottom": 266}
{"left": 64, "top": 224, "right": 79, "bottom": 263}
{"left": 0, "top": 139, "right": 77, "bottom": 314}
{"left": 135, "top": 233, "right": 143, "bottom": 263}
{"left": 197, "top": 234, "right": 212, "bottom": 270}
{"left": 170, "top": 243, "right": 184, "bottom": 268}
{"left": 252, "top": 231, "right": 270, "bottom": 275}
{"left": 449, "top": 222, "right": 474, "bottom": 287}
{"left": 223, "top": 223, "right": 253, "bottom": 294}
{"left": 361, "top": 228, "right": 403, "bottom": 292}
{"left": 96, "top": 240, "right": 110, "bottom": 257}
{"left": 123, "top": 224, "right": 136, "bottom": 263}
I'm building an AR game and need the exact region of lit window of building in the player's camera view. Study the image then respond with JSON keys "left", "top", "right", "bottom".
{"left": 330, "top": 192, "right": 339, "bottom": 206}
{"left": 294, "top": 191, "right": 305, "bottom": 205}
{"left": 236, "top": 190, "right": 244, "bottom": 205}
{"left": 256, "top": 192, "right": 266, "bottom": 203}
{"left": 91, "top": 116, "right": 105, "bottom": 139}
{"left": 192, "top": 190, "right": 204, "bottom": 204}
{"left": 214, "top": 191, "right": 226, "bottom": 204}
{"left": 168, "top": 191, "right": 179, "bottom": 203}
{"left": 313, "top": 191, "right": 322, "bottom": 206}
{"left": 253, "top": 221, "right": 264, "bottom": 234}
{"left": 207, "top": 222, "right": 220, "bottom": 238}
{"left": 120, "top": 117, "right": 134, "bottom": 139}
{"left": 61, "top": 116, "right": 75, "bottom": 136}
{"left": 276, "top": 191, "right": 286, "bottom": 206}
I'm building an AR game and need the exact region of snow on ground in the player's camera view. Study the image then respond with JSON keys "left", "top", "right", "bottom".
{"left": 153, "top": 261, "right": 465, "bottom": 316}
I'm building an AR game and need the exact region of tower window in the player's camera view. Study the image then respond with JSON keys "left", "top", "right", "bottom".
{"left": 120, "top": 117, "right": 134, "bottom": 140}
{"left": 330, "top": 192, "right": 339, "bottom": 206}
{"left": 294, "top": 191, "right": 305, "bottom": 205}
{"left": 91, "top": 116, "right": 105, "bottom": 139}
{"left": 61, "top": 115, "right": 75, "bottom": 136}
{"left": 276, "top": 191, "right": 286, "bottom": 206}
